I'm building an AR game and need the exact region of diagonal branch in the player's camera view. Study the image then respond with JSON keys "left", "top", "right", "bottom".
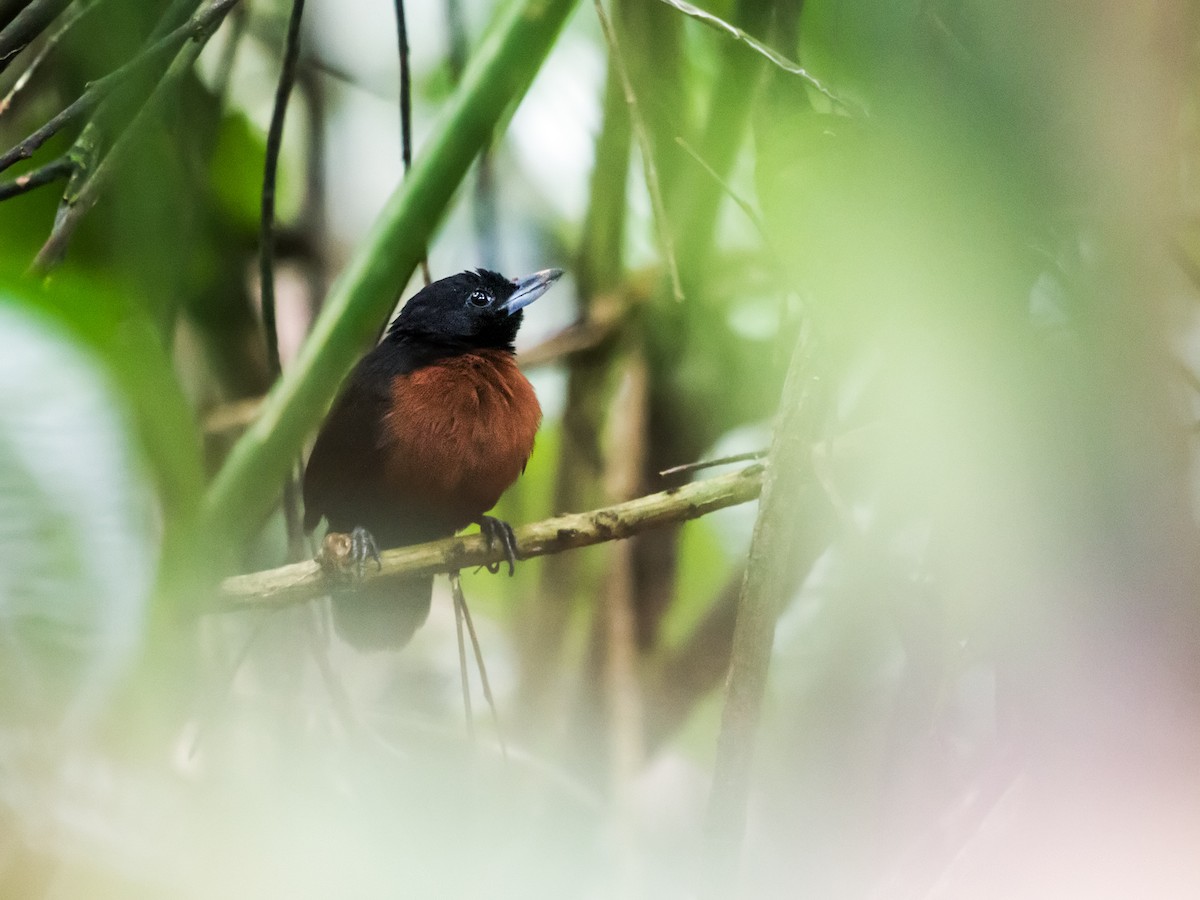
{"left": 0, "top": 155, "right": 69, "bottom": 198}
{"left": 652, "top": 0, "right": 845, "bottom": 107}
{"left": 0, "top": 1, "right": 35, "bottom": 33}
{"left": 0, "top": 0, "right": 71, "bottom": 76}
{"left": 0, "top": 79, "right": 102, "bottom": 174}
{"left": 0, "top": 0, "right": 95, "bottom": 118}
{"left": 217, "top": 464, "right": 764, "bottom": 610}
{"left": 30, "top": 0, "right": 240, "bottom": 271}
{"left": 260, "top": 0, "right": 305, "bottom": 380}
{"left": 31, "top": 0, "right": 241, "bottom": 270}
{"left": 0, "top": 0, "right": 236, "bottom": 177}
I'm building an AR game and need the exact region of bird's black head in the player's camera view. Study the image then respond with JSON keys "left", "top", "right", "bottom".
{"left": 387, "top": 268, "right": 563, "bottom": 353}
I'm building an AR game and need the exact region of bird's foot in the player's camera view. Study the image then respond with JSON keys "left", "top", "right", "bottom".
{"left": 318, "top": 526, "right": 381, "bottom": 581}
{"left": 477, "top": 515, "right": 518, "bottom": 576}
{"left": 350, "top": 526, "right": 382, "bottom": 578}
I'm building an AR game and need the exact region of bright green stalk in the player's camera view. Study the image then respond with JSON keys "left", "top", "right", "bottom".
{"left": 200, "top": 0, "right": 579, "bottom": 554}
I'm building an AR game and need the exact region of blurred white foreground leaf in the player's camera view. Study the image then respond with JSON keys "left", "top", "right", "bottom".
{"left": 0, "top": 300, "right": 156, "bottom": 827}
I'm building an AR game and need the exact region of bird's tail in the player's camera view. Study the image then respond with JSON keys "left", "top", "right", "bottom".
{"left": 331, "top": 575, "right": 433, "bottom": 651}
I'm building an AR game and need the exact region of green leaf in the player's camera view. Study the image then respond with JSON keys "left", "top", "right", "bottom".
{"left": 208, "top": 111, "right": 284, "bottom": 233}
{"left": 6, "top": 272, "right": 204, "bottom": 523}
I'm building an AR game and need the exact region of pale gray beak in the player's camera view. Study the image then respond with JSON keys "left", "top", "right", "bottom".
{"left": 503, "top": 268, "right": 563, "bottom": 314}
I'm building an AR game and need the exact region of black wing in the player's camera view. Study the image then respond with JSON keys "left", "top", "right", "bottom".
{"left": 302, "top": 352, "right": 398, "bottom": 534}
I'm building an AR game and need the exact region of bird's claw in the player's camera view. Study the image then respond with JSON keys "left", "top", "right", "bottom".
{"left": 478, "top": 515, "right": 518, "bottom": 576}
{"left": 318, "top": 526, "right": 381, "bottom": 582}
{"left": 350, "top": 526, "right": 382, "bottom": 579}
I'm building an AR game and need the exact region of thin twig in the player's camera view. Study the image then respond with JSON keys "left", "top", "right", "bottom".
{"left": 219, "top": 465, "right": 765, "bottom": 608}
{"left": 0, "top": 0, "right": 72, "bottom": 77}
{"left": 0, "top": 81, "right": 100, "bottom": 174}
{"left": 0, "top": 0, "right": 240, "bottom": 176}
{"left": 394, "top": 0, "right": 412, "bottom": 171}
{"left": 259, "top": 0, "right": 306, "bottom": 560}
{"left": 659, "top": 449, "right": 766, "bottom": 478}
{"left": 652, "top": 0, "right": 846, "bottom": 108}
{"left": 0, "top": 154, "right": 69, "bottom": 198}
{"left": 260, "top": 0, "right": 304, "bottom": 379}
{"left": 370, "top": 0, "right": 427, "bottom": 345}
{"left": 392, "top": 0, "right": 430, "bottom": 285}
{"left": 451, "top": 572, "right": 508, "bottom": 758}
{"left": 673, "top": 135, "right": 768, "bottom": 240}
{"left": 592, "top": 0, "right": 684, "bottom": 302}
{"left": 674, "top": 131, "right": 794, "bottom": 302}
{"left": 0, "top": 0, "right": 94, "bottom": 118}
{"left": 461, "top": 587, "right": 507, "bottom": 759}
{"left": 450, "top": 571, "right": 475, "bottom": 741}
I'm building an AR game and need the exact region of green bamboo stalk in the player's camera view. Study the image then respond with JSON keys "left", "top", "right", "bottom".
{"left": 199, "top": 0, "right": 579, "bottom": 554}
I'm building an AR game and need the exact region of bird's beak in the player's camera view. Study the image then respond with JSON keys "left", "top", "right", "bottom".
{"left": 503, "top": 268, "right": 563, "bottom": 314}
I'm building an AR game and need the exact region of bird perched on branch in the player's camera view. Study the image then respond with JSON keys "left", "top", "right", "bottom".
{"left": 302, "top": 267, "right": 563, "bottom": 650}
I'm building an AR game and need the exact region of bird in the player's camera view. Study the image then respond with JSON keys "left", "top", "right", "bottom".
{"left": 302, "top": 267, "right": 563, "bottom": 650}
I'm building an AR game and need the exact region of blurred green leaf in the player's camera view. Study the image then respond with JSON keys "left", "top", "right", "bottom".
{"left": 208, "top": 111, "right": 268, "bottom": 233}
{"left": 5, "top": 272, "right": 204, "bottom": 522}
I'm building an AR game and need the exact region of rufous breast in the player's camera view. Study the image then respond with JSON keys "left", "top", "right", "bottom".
{"left": 382, "top": 349, "right": 541, "bottom": 528}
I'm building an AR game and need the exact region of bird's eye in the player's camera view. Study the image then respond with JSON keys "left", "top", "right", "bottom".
{"left": 468, "top": 290, "right": 490, "bottom": 308}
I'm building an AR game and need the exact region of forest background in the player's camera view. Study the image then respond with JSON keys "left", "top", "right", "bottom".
{"left": 1, "top": 0, "right": 1199, "bottom": 897}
